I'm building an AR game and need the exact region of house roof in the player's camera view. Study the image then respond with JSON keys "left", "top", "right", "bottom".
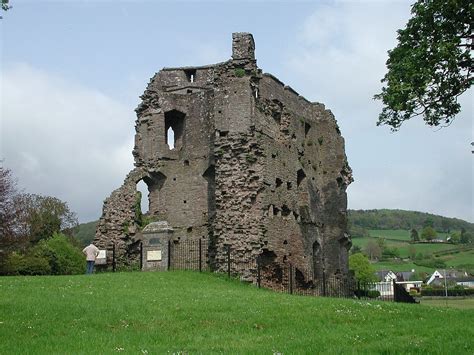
{"left": 396, "top": 271, "right": 414, "bottom": 282}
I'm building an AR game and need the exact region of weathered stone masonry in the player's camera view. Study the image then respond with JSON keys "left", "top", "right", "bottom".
{"left": 94, "top": 33, "right": 353, "bottom": 282}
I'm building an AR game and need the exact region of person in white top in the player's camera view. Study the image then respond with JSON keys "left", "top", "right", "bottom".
{"left": 82, "top": 243, "right": 100, "bottom": 274}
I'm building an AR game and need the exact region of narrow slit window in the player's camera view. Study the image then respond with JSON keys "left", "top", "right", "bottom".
{"left": 165, "top": 110, "right": 185, "bottom": 150}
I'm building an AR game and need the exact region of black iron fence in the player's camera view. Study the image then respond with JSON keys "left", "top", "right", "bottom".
{"left": 108, "top": 239, "right": 416, "bottom": 303}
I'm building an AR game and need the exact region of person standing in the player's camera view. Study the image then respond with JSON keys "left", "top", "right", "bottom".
{"left": 82, "top": 243, "right": 100, "bottom": 274}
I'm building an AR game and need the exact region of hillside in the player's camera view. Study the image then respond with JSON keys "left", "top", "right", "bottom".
{"left": 349, "top": 209, "right": 474, "bottom": 234}
{"left": 75, "top": 209, "right": 474, "bottom": 246}
{"left": 1, "top": 271, "right": 473, "bottom": 353}
{"left": 72, "top": 220, "right": 98, "bottom": 246}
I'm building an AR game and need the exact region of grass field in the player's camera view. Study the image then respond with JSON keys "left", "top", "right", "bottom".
{"left": 352, "top": 229, "right": 472, "bottom": 273}
{"left": 420, "top": 298, "right": 474, "bottom": 310}
{"left": 1, "top": 271, "right": 473, "bottom": 354}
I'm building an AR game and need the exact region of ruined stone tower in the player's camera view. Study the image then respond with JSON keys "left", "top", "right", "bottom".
{"left": 95, "top": 33, "right": 353, "bottom": 281}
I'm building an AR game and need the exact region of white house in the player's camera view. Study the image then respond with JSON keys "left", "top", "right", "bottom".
{"left": 427, "top": 269, "right": 468, "bottom": 285}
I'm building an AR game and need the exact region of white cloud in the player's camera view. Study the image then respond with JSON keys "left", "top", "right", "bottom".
{"left": 2, "top": 63, "right": 135, "bottom": 222}
{"left": 286, "top": 2, "right": 473, "bottom": 222}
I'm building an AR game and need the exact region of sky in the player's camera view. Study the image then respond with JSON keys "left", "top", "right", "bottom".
{"left": 1, "top": 0, "right": 473, "bottom": 223}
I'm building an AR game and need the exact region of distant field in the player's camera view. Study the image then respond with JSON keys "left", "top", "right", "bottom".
{"left": 1, "top": 271, "right": 473, "bottom": 353}
{"left": 352, "top": 229, "right": 470, "bottom": 273}
{"left": 441, "top": 249, "right": 474, "bottom": 267}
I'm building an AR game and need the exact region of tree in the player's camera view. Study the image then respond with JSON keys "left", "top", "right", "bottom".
{"left": 350, "top": 244, "right": 362, "bottom": 255}
{"left": 0, "top": 166, "right": 18, "bottom": 240}
{"left": 374, "top": 0, "right": 472, "bottom": 130}
{"left": 349, "top": 253, "right": 376, "bottom": 284}
{"left": 449, "top": 231, "right": 461, "bottom": 243}
{"left": 0, "top": 166, "right": 28, "bottom": 260}
{"left": 1, "top": 0, "right": 11, "bottom": 19}
{"left": 421, "top": 226, "right": 437, "bottom": 241}
{"left": 423, "top": 217, "right": 434, "bottom": 228}
{"left": 460, "top": 228, "right": 472, "bottom": 244}
{"left": 410, "top": 228, "right": 420, "bottom": 242}
{"left": 364, "top": 239, "right": 382, "bottom": 261}
{"left": 15, "top": 194, "right": 78, "bottom": 243}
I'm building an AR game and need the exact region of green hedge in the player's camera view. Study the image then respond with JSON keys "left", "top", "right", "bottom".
{"left": 4, "top": 253, "right": 52, "bottom": 275}
{"left": 421, "top": 288, "right": 474, "bottom": 296}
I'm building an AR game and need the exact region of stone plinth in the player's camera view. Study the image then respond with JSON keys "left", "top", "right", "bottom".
{"left": 141, "top": 221, "right": 173, "bottom": 271}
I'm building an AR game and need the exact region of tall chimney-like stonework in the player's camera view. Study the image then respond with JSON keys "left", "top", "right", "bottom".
{"left": 232, "top": 32, "right": 255, "bottom": 61}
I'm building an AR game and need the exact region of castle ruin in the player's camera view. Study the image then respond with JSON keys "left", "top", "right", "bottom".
{"left": 94, "top": 33, "right": 353, "bottom": 283}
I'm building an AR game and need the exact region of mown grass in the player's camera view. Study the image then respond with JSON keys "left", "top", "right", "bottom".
{"left": 420, "top": 298, "right": 474, "bottom": 310}
{"left": 1, "top": 271, "right": 473, "bottom": 354}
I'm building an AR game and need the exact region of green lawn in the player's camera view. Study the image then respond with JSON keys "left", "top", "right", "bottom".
{"left": 1, "top": 271, "right": 473, "bottom": 354}
{"left": 420, "top": 298, "right": 474, "bottom": 310}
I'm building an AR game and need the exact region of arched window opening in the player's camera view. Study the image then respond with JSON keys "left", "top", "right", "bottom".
{"left": 137, "top": 180, "right": 149, "bottom": 214}
{"left": 165, "top": 110, "right": 185, "bottom": 150}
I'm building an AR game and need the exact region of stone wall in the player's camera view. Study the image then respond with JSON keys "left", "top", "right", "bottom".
{"left": 95, "top": 32, "right": 352, "bottom": 282}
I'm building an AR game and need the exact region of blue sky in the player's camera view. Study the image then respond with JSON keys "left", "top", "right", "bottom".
{"left": 1, "top": 0, "right": 473, "bottom": 223}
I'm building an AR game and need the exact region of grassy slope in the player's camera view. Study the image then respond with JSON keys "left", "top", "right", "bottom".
{"left": 1, "top": 271, "right": 473, "bottom": 354}
{"left": 352, "top": 229, "right": 471, "bottom": 272}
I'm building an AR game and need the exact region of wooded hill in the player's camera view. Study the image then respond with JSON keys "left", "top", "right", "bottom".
{"left": 349, "top": 209, "right": 474, "bottom": 236}
{"left": 73, "top": 209, "right": 474, "bottom": 246}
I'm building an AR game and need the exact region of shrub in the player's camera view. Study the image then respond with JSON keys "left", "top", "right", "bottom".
{"left": 3, "top": 252, "right": 51, "bottom": 275}
{"left": 367, "top": 290, "right": 381, "bottom": 298}
{"left": 33, "top": 233, "right": 84, "bottom": 275}
{"left": 234, "top": 68, "right": 246, "bottom": 77}
{"left": 20, "top": 256, "right": 52, "bottom": 275}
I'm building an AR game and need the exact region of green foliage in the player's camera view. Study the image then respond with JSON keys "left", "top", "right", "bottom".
{"left": 350, "top": 244, "right": 362, "bottom": 255}
{"left": 374, "top": 0, "right": 472, "bottom": 130}
{"left": 15, "top": 193, "right": 78, "bottom": 243}
{"left": 449, "top": 231, "right": 461, "bottom": 244}
{"left": 234, "top": 68, "right": 246, "bottom": 77}
{"left": 460, "top": 228, "right": 473, "bottom": 244}
{"left": 72, "top": 220, "right": 98, "bottom": 246}
{"left": 3, "top": 252, "right": 51, "bottom": 275}
{"left": 32, "top": 233, "right": 84, "bottom": 275}
{"left": 367, "top": 290, "right": 381, "bottom": 299}
{"left": 382, "top": 247, "right": 400, "bottom": 259}
{"left": 414, "top": 257, "right": 446, "bottom": 269}
{"left": 364, "top": 239, "right": 382, "bottom": 261}
{"left": 410, "top": 228, "right": 420, "bottom": 241}
{"left": 318, "top": 137, "right": 324, "bottom": 145}
{"left": 421, "top": 287, "right": 474, "bottom": 297}
{"left": 134, "top": 191, "right": 143, "bottom": 227}
{"left": 421, "top": 226, "right": 437, "bottom": 240}
{"left": 348, "top": 209, "right": 474, "bottom": 234}
{"left": 349, "top": 253, "right": 376, "bottom": 283}
{"left": 349, "top": 224, "right": 369, "bottom": 238}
